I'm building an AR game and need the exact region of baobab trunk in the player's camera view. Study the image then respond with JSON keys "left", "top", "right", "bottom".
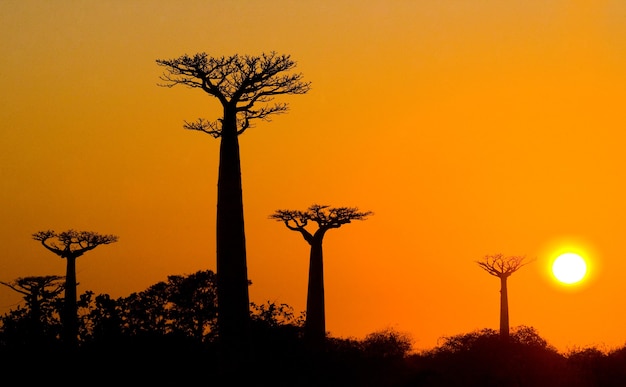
{"left": 305, "top": 237, "right": 326, "bottom": 350}
{"left": 64, "top": 256, "right": 78, "bottom": 349}
{"left": 500, "top": 276, "right": 509, "bottom": 340}
{"left": 215, "top": 109, "right": 250, "bottom": 349}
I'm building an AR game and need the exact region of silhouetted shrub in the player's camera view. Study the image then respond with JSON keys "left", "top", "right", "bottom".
{"left": 362, "top": 327, "right": 413, "bottom": 360}
{"left": 402, "top": 326, "right": 570, "bottom": 387}
{"left": 6, "top": 270, "right": 626, "bottom": 386}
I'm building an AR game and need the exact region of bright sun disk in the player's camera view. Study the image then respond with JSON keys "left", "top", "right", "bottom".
{"left": 552, "top": 253, "right": 587, "bottom": 284}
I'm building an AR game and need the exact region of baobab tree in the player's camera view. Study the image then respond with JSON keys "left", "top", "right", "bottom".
{"left": 270, "top": 204, "right": 372, "bottom": 350}
{"left": 476, "top": 253, "right": 529, "bottom": 340}
{"left": 32, "top": 230, "right": 118, "bottom": 348}
{"left": 0, "top": 275, "right": 64, "bottom": 342}
{"left": 156, "top": 52, "right": 310, "bottom": 349}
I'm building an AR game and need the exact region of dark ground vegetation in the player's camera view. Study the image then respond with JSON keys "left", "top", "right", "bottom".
{"left": 2, "top": 270, "right": 625, "bottom": 386}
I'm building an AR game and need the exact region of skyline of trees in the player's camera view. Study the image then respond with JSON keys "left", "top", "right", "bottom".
{"left": 156, "top": 51, "right": 311, "bottom": 353}
{"left": 3, "top": 234, "right": 531, "bottom": 356}
{"left": 1, "top": 269, "right": 625, "bottom": 386}
{"left": 1, "top": 229, "right": 538, "bottom": 355}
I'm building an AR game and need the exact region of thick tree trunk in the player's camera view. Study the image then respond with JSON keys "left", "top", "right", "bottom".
{"left": 305, "top": 236, "right": 326, "bottom": 351}
{"left": 499, "top": 276, "right": 509, "bottom": 341}
{"left": 215, "top": 111, "right": 250, "bottom": 352}
{"left": 64, "top": 256, "right": 78, "bottom": 349}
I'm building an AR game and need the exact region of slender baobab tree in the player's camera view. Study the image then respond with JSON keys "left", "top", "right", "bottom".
{"left": 156, "top": 52, "right": 310, "bottom": 349}
{"left": 270, "top": 204, "right": 372, "bottom": 350}
{"left": 32, "top": 230, "right": 118, "bottom": 348}
{"left": 476, "top": 253, "right": 529, "bottom": 340}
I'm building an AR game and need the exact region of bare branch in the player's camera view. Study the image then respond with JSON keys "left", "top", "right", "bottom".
{"left": 307, "top": 204, "right": 373, "bottom": 228}
{"left": 270, "top": 209, "right": 313, "bottom": 243}
{"left": 183, "top": 118, "right": 222, "bottom": 138}
{"left": 271, "top": 204, "right": 373, "bottom": 231}
{"left": 270, "top": 210, "right": 308, "bottom": 230}
{"left": 156, "top": 51, "right": 311, "bottom": 136}
{"left": 476, "top": 254, "right": 531, "bottom": 278}
{"left": 0, "top": 275, "right": 65, "bottom": 299}
{"left": 32, "top": 229, "right": 118, "bottom": 259}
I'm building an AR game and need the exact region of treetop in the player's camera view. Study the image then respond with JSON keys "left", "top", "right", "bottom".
{"left": 270, "top": 204, "right": 373, "bottom": 231}
{"left": 33, "top": 229, "right": 118, "bottom": 258}
{"left": 156, "top": 51, "right": 311, "bottom": 137}
{"left": 476, "top": 253, "right": 530, "bottom": 278}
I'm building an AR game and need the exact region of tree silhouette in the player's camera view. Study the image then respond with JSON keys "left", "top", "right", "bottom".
{"left": 0, "top": 275, "right": 64, "bottom": 345}
{"left": 32, "top": 230, "right": 118, "bottom": 349}
{"left": 270, "top": 204, "right": 372, "bottom": 350}
{"left": 156, "top": 52, "right": 310, "bottom": 350}
{"left": 427, "top": 326, "right": 566, "bottom": 386}
{"left": 85, "top": 293, "right": 125, "bottom": 343}
{"left": 476, "top": 253, "right": 529, "bottom": 340}
{"left": 165, "top": 270, "right": 219, "bottom": 341}
{"left": 87, "top": 269, "right": 220, "bottom": 342}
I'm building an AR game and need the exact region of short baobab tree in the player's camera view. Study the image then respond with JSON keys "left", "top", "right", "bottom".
{"left": 270, "top": 204, "right": 372, "bottom": 350}
{"left": 32, "top": 230, "right": 118, "bottom": 348}
{"left": 0, "top": 275, "right": 65, "bottom": 340}
{"left": 476, "top": 253, "right": 529, "bottom": 340}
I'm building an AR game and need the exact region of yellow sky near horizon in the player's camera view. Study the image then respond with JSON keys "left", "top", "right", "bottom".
{"left": 2, "top": 1, "right": 626, "bottom": 353}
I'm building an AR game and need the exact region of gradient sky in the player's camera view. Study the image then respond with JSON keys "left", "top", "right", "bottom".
{"left": 2, "top": 0, "right": 626, "bottom": 353}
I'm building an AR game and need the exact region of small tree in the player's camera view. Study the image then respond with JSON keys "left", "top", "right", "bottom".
{"left": 270, "top": 204, "right": 372, "bottom": 350}
{"left": 166, "top": 270, "right": 219, "bottom": 341}
{"left": 95, "top": 270, "right": 220, "bottom": 342}
{"left": 476, "top": 253, "right": 529, "bottom": 340}
{"left": 362, "top": 328, "right": 413, "bottom": 360}
{"left": 0, "top": 275, "right": 64, "bottom": 345}
{"left": 156, "top": 52, "right": 310, "bottom": 351}
{"left": 32, "top": 230, "right": 118, "bottom": 349}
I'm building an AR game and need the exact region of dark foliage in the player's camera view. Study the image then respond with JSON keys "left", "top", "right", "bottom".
{"left": 2, "top": 272, "right": 626, "bottom": 386}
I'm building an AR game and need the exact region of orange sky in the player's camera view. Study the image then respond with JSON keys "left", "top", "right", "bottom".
{"left": 2, "top": 1, "right": 626, "bottom": 353}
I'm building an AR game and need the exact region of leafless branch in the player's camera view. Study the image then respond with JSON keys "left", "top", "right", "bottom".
{"left": 183, "top": 118, "right": 222, "bottom": 138}
{"left": 476, "top": 253, "right": 531, "bottom": 278}
{"left": 0, "top": 276, "right": 65, "bottom": 298}
{"left": 156, "top": 51, "right": 311, "bottom": 136}
{"left": 271, "top": 204, "right": 373, "bottom": 231}
{"left": 32, "top": 229, "right": 118, "bottom": 258}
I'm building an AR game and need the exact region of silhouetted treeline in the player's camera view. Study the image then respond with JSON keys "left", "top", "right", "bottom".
{"left": 1, "top": 271, "right": 625, "bottom": 386}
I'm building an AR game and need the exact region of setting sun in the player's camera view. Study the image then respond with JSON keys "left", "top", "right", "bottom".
{"left": 552, "top": 253, "right": 588, "bottom": 284}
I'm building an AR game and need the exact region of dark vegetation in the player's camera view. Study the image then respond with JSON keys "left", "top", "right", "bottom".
{"left": 2, "top": 271, "right": 626, "bottom": 386}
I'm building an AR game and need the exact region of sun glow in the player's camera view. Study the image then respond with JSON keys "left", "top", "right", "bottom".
{"left": 552, "top": 253, "right": 588, "bottom": 284}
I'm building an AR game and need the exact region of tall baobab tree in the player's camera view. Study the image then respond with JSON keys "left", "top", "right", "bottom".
{"left": 156, "top": 52, "right": 310, "bottom": 349}
{"left": 270, "top": 204, "right": 372, "bottom": 350}
{"left": 476, "top": 253, "right": 529, "bottom": 340}
{"left": 32, "top": 230, "right": 118, "bottom": 348}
